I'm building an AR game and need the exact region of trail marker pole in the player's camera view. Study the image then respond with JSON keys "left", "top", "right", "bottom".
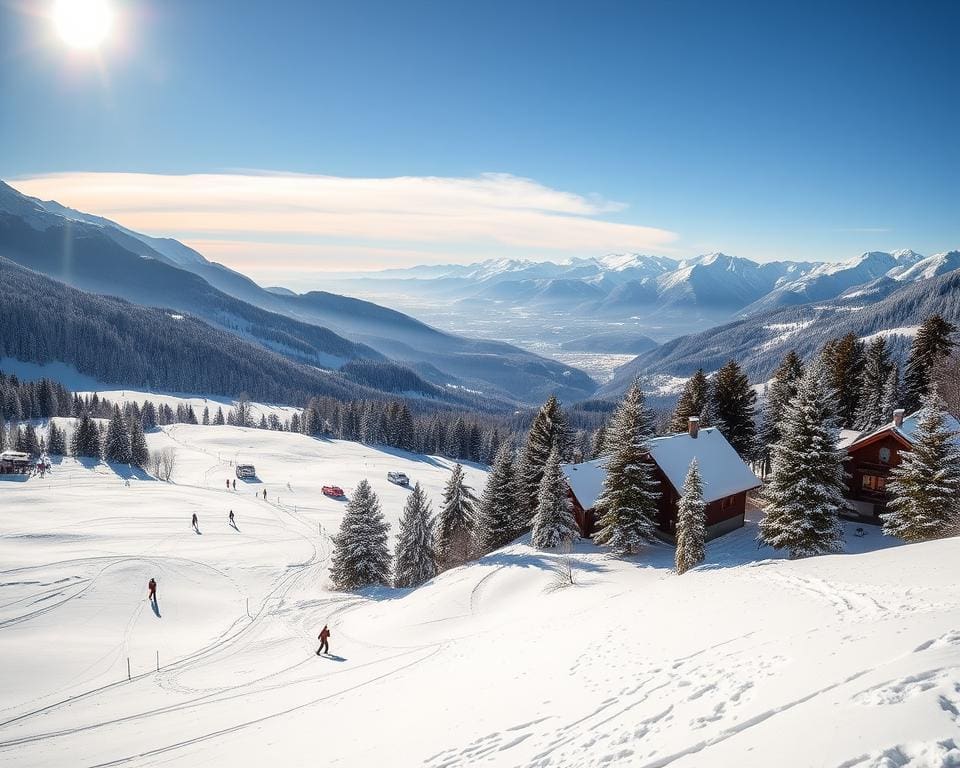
{"left": 156, "top": 650, "right": 159, "bottom": 672}
{"left": 127, "top": 658, "right": 131, "bottom": 681}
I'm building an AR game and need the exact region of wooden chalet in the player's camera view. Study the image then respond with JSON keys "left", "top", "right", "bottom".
{"left": 843, "top": 408, "right": 960, "bottom": 523}
{"left": 562, "top": 417, "right": 762, "bottom": 541}
{"left": 0, "top": 450, "right": 33, "bottom": 475}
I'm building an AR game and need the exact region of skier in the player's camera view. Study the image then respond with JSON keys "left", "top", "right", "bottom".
{"left": 226, "top": 478, "right": 230, "bottom": 490}
{"left": 148, "top": 577, "right": 157, "bottom": 601}
{"left": 232, "top": 479, "right": 236, "bottom": 490}
{"left": 191, "top": 512, "right": 199, "bottom": 532}
{"left": 316, "top": 625, "right": 331, "bottom": 656}
{"left": 263, "top": 488, "right": 267, "bottom": 501}
{"left": 229, "top": 509, "right": 235, "bottom": 526}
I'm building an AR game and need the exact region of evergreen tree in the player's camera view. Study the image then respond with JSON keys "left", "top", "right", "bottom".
{"left": 593, "top": 380, "right": 660, "bottom": 554}
{"left": 104, "top": 406, "right": 133, "bottom": 464}
{"left": 758, "top": 369, "right": 846, "bottom": 558}
{"left": 758, "top": 351, "right": 804, "bottom": 476}
{"left": 436, "top": 464, "right": 478, "bottom": 571}
{"left": 0, "top": 418, "right": 6, "bottom": 451}
{"left": 16, "top": 423, "right": 40, "bottom": 455}
{"left": 393, "top": 483, "right": 437, "bottom": 588}
{"left": 675, "top": 459, "right": 706, "bottom": 575}
{"left": 129, "top": 416, "right": 149, "bottom": 468}
{"left": 328, "top": 479, "right": 391, "bottom": 590}
{"left": 710, "top": 360, "right": 757, "bottom": 459}
{"left": 476, "top": 442, "right": 522, "bottom": 554}
{"left": 202, "top": 406, "right": 210, "bottom": 425}
{"left": 213, "top": 407, "right": 225, "bottom": 426}
{"left": 880, "top": 364, "right": 902, "bottom": 425}
{"left": 670, "top": 369, "right": 711, "bottom": 432}
{"left": 70, "top": 413, "right": 102, "bottom": 459}
{"left": 903, "top": 314, "right": 956, "bottom": 413}
{"left": 590, "top": 425, "right": 606, "bottom": 459}
{"left": 517, "top": 395, "right": 571, "bottom": 524}
{"left": 141, "top": 401, "right": 157, "bottom": 430}
{"left": 47, "top": 421, "right": 67, "bottom": 455}
{"left": 882, "top": 391, "right": 960, "bottom": 541}
{"left": 854, "top": 337, "right": 894, "bottom": 431}
{"left": 531, "top": 444, "right": 579, "bottom": 549}
{"left": 820, "top": 333, "right": 865, "bottom": 428}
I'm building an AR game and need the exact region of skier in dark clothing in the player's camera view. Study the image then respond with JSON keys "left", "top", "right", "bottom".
{"left": 232, "top": 479, "right": 236, "bottom": 490}
{"left": 316, "top": 625, "right": 331, "bottom": 655}
{"left": 229, "top": 510, "right": 235, "bottom": 526}
{"left": 226, "top": 479, "right": 230, "bottom": 490}
{"left": 148, "top": 578, "right": 157, "bottom": 601}
{"left": 263, "top": 488, "right": 267, "bottom": 501}
{"left": 191, "top": 513, "right": 199, "bottom": 532}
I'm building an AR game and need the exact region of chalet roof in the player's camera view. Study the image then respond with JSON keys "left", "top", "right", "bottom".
{"left": 847, "top": 410, "right": 960, "bottom": 450}
{"left": 562, "top": 427, "right": 761, "bottom": 509}
{"left": 0, "top": 450, "right": 31, "bottom": 462}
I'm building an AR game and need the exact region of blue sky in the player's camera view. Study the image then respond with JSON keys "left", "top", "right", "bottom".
{"left": 1, "top": 0, "right": 957, "bottom": 278}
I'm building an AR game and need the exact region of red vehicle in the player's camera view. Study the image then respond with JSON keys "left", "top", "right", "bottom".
{"left": 322, "top": 485, "right": 346, "bottom": 499}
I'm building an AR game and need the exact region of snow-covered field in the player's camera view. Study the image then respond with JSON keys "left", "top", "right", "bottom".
{"left": 2, "top": 424, "right": 959, "bottom": 767}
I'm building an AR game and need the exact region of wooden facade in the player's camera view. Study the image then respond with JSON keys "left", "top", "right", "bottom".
{"left": 843, "top": 430, "right": 911, "bottom": 523}
{"left": 566, "top": 457, "right": 753, "bottom": 542}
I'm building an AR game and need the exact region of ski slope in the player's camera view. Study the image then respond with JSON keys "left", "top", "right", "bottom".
{"left": 1, "top": 424, "right": 959, "bottom": 768}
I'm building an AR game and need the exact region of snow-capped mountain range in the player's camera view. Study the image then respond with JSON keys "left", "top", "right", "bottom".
{"left": 318, "top": 248, "right": 955, "bottom": 321}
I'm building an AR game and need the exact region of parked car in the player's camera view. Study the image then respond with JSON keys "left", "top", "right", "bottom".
{"left": 236, "top": 464, "right": 256, "bottom": 479}
{"left": 387, "top": 471, "right": 410, "bottom": 486}
{"left": 322, "top": 485, "right": 346, "bottom": 498}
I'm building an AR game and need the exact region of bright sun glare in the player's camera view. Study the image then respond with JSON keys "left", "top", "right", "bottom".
{"left": 52, "top": 0, "right": 113, "bottom": 50}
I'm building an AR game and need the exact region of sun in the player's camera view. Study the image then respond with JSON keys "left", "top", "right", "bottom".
{"left": 52, "top": 0, "right": 113, "bottom": 50}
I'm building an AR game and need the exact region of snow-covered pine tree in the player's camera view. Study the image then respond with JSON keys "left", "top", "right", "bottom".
{"left": 393, "top": 483, "right": 437, "bottom": 588}
{"left": 476, "top": 441, "right": 522, "bottom": 555}
{"left": 104, "top": 406, "right": 133, "bottom": 464}
{"left": 129, "top": 416, "right": 149, "bottom": 468}
{"left": 0, "top": 418, "right": 6, "bottom": 451}
{"left": 593, "top": 380, "right": 660, "bottom": 555}
{"left": 16, "top": 423, "right": 40, "bottom": 455}
{"left": 820, "top": 333, "right": 865, "bottom": 429}
{"left": 517, "top": 395, "right": 571, "bottom": 524}
{"left": 758, "top": 368, "right": 846, "bottom": 557}
{"left": 590, "top": 425, "right": 606, "bottom": 459}
{"left": 710, "top": 360, "right": 757, "bottom": 459}
{"left": 879, "top": 363, "right": 902, "bottom": 425}
{"left": 70, "top": 413, "right": 101, "bottom": 459}
{"left": 201, "top": 406, "right": 210, "bottom": 425}
{"left": 854, "top": 337, "right": 894, "bottom": 431}
{"left": 882, "top": 391, "right": 960, "bottom": 541}
{"left": 531, "top": 444, "right": 579, "bottom": 549}
{"left": 47, "top": 421, "right": 67, "bottom": 456}
{"left": 670, "top": 368, "right": 711, "bottom": 432}
{"left": 903, "top": 314, "right": 957, "bottom": 413}
{"left": 329, "top": 479, "right": 392, "bottom": 591}
{"left": 757, "top": 350, "right": 804, "bottom": 476}
{"left": 436, "top": 463, "right": 479, "bottom": 571}
{"left": 213, "top": 407, "right": 225, "bottom": 426}
{"left": 675, "top": 458, "right": 706, "bottom": 575}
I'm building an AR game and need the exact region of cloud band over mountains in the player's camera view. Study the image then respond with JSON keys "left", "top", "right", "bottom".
{"left": 11, "top": 172, "right": 677, "bottom": 274}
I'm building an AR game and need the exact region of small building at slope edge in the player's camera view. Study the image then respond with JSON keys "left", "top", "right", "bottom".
{"left": 562, "top": 417, "right": 761, "bottom": 541}
{"left": 843, "top": 407, "right": 960, "bottom": 523}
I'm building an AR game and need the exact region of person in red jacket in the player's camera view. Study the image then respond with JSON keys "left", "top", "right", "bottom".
{"left": 148, "top": 577, "right": 157, "bottom": 602}
{"left": 316, "top": 625, "right": 331, "bottom": 656}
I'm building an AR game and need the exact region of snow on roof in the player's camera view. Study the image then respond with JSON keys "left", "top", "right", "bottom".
{"left": 0, "top": 450, "right": 31, "bottom": 461}
{"left": 850, "top": 410, "right": 960, "bottom": 449}
{"left": 563, "top": 427, "right": 761, "bottom": 508}
{"left": 837, "top": 429, "right": 862, "bottom": 450}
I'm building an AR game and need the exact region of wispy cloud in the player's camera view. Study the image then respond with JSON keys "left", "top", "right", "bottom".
{"left": 10, "top": 172, "right": 678, "bottom": 272}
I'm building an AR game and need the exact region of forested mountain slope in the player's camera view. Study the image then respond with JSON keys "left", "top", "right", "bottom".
{"left": 0, "top": 258, "right": 486, "bottom": 409}
{"left": 601, "top": 266, "right": 960, "bottom": 396}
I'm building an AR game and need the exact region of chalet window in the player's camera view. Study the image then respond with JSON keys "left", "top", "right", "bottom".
{"left": 720, "top": 495, "right": 735, "bottom": 510}
{"left": 878, "top": 447, "right": 892, "bottom": 464}
{"left": 861, "top": 474, "right": 886, "bottom": 493}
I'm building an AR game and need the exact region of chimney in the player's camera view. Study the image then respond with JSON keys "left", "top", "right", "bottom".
{"left": 688, "top": 416, "right": 700, "bottom": 438}
{"left": 893, "top": 408, "right": 905, "bottom": 428}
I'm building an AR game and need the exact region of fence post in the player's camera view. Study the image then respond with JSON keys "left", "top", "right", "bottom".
{"left": 127, "top": 657, "right": 131, "bottom": 681}
{"left": 156, "top": 650, "right": 159, "bottom": 672}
